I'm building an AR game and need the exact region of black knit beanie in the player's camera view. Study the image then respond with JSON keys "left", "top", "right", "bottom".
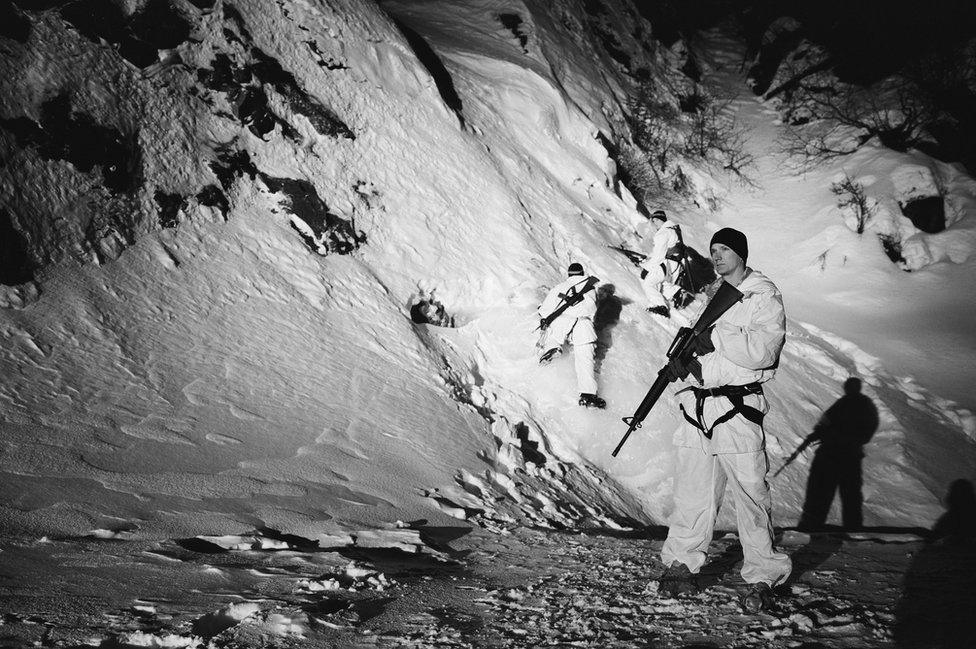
{"left": 710, "top": 228, "right": 748, "bottom": 263}
{"left": 567, "top": 262, "right": 584, "bottom": 276}
{"left": 650, "top": 209, "right": 667, "bottom": 222}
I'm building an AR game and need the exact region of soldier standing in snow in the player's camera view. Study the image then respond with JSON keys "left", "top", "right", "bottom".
{"left": 639, "top": 210, "right": 690, "bottom": 317}
{"left": 537, "top": 263, "right": 606, "bottom": 409}
{"left": 657, "top": 227, "right": 791, "bottom": 613}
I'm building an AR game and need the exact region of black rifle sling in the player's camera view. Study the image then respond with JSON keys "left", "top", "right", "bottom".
{"left": 544, "top": 276, "right": 597, "bottom": 326}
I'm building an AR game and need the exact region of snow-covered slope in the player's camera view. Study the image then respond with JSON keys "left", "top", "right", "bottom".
{"left": 1, "top": 0, "right": 974, "bottom": 554}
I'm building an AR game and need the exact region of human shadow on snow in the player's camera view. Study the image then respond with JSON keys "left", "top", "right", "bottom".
{"left": 894, "top": 479, "right": 976, "bottom": 648}
{"left": 798, "top": 377, "right": 879, "bottom": 532}
{"left": 593, "top": 283, "right": 629, "bottom": 372}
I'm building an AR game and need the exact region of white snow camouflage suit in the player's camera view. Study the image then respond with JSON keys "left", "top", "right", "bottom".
{"left": 640, "top": 220, "right": 682, "bottom": 310}
{"left": 537, "top": 275, "right": 599, "bottom": 395}
{"left": 661, "top": 269, "right": 792, "bottom": 587}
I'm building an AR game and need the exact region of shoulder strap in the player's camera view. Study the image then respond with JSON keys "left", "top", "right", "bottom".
{"left": 542, "top": 276, "right": 598, "bottom": 325}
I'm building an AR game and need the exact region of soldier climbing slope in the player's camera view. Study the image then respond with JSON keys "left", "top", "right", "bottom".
{"left": 537, "top": 263, "right": 606, "bottom": 409}
{"left": 639, "top": 210, "right": 693, "bottom": 317}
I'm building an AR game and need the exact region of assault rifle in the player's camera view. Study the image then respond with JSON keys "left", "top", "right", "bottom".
{"left": 607, "top": 244, "right": 647, "bottom": 266}
{"left": 772, "top": 430, "right": 821, "bottom": 478}
{"left": 535, "top": 275, "right": 599, "bottom": 332}
{"left": 611, "top": 280, "right": 744, "bottom": 457}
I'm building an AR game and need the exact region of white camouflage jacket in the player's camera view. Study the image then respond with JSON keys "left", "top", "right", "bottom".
{"left": 538, "top": 275, "right": 598, "bottom": 345}
{"left": 674, "top": 269, "right": 786, "bottom": 453}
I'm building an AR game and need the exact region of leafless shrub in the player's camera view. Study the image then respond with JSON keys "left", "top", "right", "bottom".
{"left": 830, "top": 173, "right": 871, "bottom": 234}
{"left": 627, "top": 84, "right": 756, "bottom": 191}
{"left": 779, "top": 77, "right": 940, "bottom": 167}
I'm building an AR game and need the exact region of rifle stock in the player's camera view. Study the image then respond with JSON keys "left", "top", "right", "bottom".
{"left": 612, "top": 280, "right": 744, "bottom": 457}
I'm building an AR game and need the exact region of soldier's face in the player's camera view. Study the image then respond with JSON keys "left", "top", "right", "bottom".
{"left": 710, "top": 244, "right": 744, "bottom": 277}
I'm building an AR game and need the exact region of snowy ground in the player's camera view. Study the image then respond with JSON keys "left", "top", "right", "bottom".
{"left": 3, "top": 524, "right": 974, "bottom": 648}
{"left": 3, "top": 0, "right": 976, "bottom": 646}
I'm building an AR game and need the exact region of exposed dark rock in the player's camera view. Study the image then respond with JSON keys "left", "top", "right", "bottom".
{"left": 878, "top": 233, "right": 907, "bottom": 268}
{"left": 305, "top": 40, "right": 348, "bottom": 70}
{"left": 210, "top": 148, "right": 257, "bottom": 191}
{"left": 583, "top": 0, "right": 606, "bottom": 17}
{"left": 196, "top": 18, "right": 352, "bottom": 141}
{"left": 0, "top": 94, "right": 141, "bottom": 194}
{"left": 498, "top": 13, "right": 528, "bottom": 51}
{"left": 57, "top": 0, "right": 126, "bottom": 44}
{"left": 386, "top": 16, "right": 465, "bottom": 129}
{"left": 154, "top": 190, "right": 184, "bottom": 229}
{"left": 598, "top": 31, "right": 631, "bottom": 71}
{"left": 249, "top": 47, "right": 355, "bottom": 139}
{"left": 118, "top": 36, "right": 161, "bottom": 68}
{"left": 0, "top": 209, "right": 34, "bottom": 286}
{"left": 595, "top": 132, "right": 644, "bottom": 203}
{"left": 10, "top": 0, "right": 66, "bottom": 10}
{"left": 236, "top": 85, "right": 279, "bottom": 138}
{"left": 630, "top": 0, "right": 680, "bottom": 46}
{"left": 127, "top": 0, "right": 191, "bottom": 51}
{"left": 0, "top": 0, "right": 31, "bottom": 42}
{"left": 747, "top": 25, "right": 806, "bottom": 96}
{"left": 900, "top": 196, "right": 945, "bottom": 234}
{"left": 54, "top": 0, "right": 191, "bottom": 68}
{"left": 198, "top": 53, "right": 295, "bottom": 139}
{"left": 410, "top": 295, "right": 455, "bottom": 327}
{"left": 221, "top": 2, "right": 252, "bottom": 41}
{"left": 680, "top": 54, "right": 701, "bottom": 82}
{"left": 260, "top": 175, "right": 366, "bottom": 255}
{"left": 196, "top": 184, "right": 229, "bottom": 219}
{"left": 198, "top": 53, "right": 251, "bottom": 92}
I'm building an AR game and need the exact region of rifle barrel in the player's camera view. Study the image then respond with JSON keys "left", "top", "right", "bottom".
{"left": 612, "top": 368, "right": 671, "bottom": 457}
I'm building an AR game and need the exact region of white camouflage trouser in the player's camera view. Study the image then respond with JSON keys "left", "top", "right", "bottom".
{"left": 539, "top": 319, "right": 598, "bottom": 396}
{"left": 572, "top": 341, "right": 598, "bottom": 395}
{"left": 661, "top": 446, "right": 792, "bottom": 586}
{"left": 642, "top": 260, "right": 681, "bottom": 309}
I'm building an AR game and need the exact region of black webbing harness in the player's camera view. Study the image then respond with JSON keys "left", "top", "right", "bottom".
{"left": 677, "top": 382, "right": 765, "bottom": 439}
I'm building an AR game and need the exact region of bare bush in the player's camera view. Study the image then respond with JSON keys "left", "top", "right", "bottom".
{"left": 779, "top": 77, "right": 941, "bottom": 167}
{"left": 830, "top": 173, "right": 871, "bottom": 234}
{"left": 627, "top": 84, "right": 756, "bottom": 191}
{"left": 614, "top": 141, "right": 666, "bottom": 206}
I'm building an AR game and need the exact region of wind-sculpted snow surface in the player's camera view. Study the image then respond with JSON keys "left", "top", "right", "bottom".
{"left": 2, "top": 0, "right": 976, "bottom": 642}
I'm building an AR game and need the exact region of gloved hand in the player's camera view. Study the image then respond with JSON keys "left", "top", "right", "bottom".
{"left": 665, "top": 356, "right": 690, "bottom": 382}
{"left": 692, "top": 326, "right": 715, "bottom": 355}
{"left": 539, "top": 318, "right": 549, "bottom": 331}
